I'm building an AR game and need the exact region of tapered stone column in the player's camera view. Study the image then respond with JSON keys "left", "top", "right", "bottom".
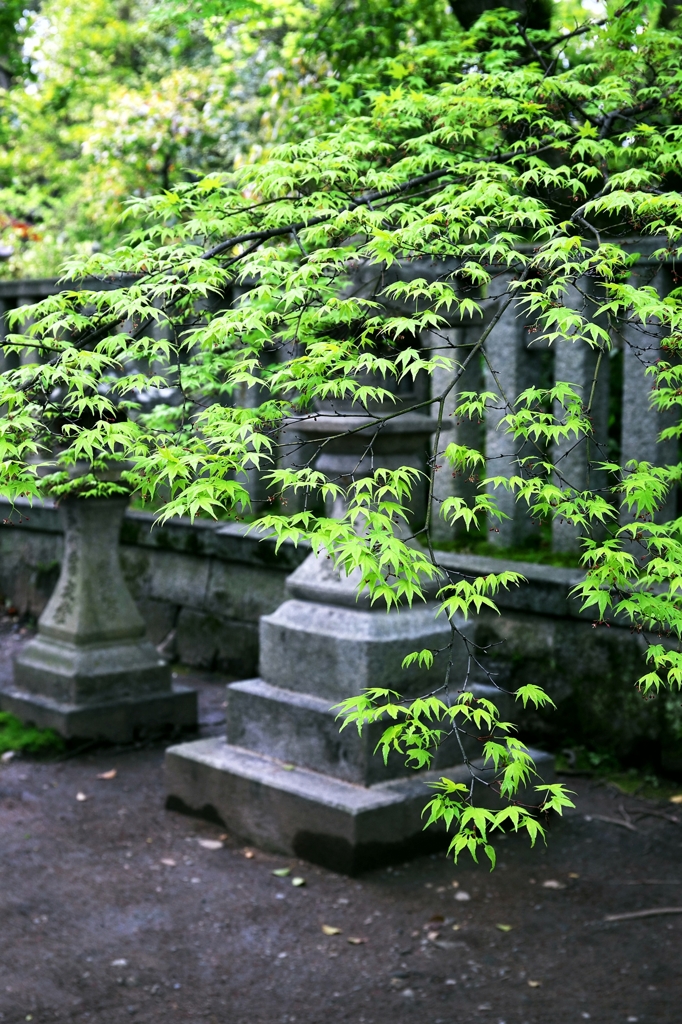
{"left": 1, "top": 496, "right": 197, "bottom": 741}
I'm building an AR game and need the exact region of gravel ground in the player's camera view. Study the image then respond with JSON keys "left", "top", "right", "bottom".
{"left": 1, "top": 628, "right": 682, "bottom": 1024}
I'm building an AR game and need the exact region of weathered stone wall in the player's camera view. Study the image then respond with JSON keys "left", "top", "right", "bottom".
{"left": 0, "top": 501, "right": 307, "bottom": 677}
{"left": 1, "top": 501, "right": 678, "bottom": 768}
{"left": 435, "top": 552, "right": 679, "bottom": 771}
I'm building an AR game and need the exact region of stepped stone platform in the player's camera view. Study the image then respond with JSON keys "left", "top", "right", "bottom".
{"left": 165, "top": 736, "right": 554, "bottom": 874}
{"left": 165, "top": 552, "right": 554, "bottom": 872}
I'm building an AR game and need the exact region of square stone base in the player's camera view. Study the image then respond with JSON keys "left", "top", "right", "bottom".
{"left": 0, "top": 684, "right": 197, "bottom": 744}
{"left": 164, "top": 737, "right": 555, "bottom": 874}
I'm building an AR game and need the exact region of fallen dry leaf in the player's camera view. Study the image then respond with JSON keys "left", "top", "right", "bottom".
{"left": 496, "top": 924, "right": 513, "bottom": 932}
{"left": 347, "top": 937, "right": 367, "bottom": 945}
{"left": 272, "top": 867, "right": 291, "bottom": 877}
{"left": 568, "top": 872, "right": 580, "bottom": 879}
{"left": 670, "top": 794, "right": 682, "bottom": 804}
{"left": 291, "top": 877, "right": 305, "bottom": 887}
{"left": 96, "top": 769, "right": 117, "bottom": 780}
{"left": 528, "top": 980, "right": 542, "bottom": 988}
{"left": 160, "top": 858, "right": 176, "bottom": 867}
{"left": 243, "top": 849, "right": 255, "bottom": 859}
{"left": 76, "top": 792, "right": 87, "bottom": 802}
{"left": 542, "top": 879, "right": 566, "bottom": 890}
{"left": 197, "top": 839, "right": 223, "bottom": 850}
{"left": 219, "top": 834, "right": 228, "bottom": 841}
{"left": 321, "top": 925, "right": 342, "bottom": 936}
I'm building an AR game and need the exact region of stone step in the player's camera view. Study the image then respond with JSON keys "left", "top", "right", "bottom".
{"left": 226, "top": 677, "right": 512, "bottom": 786}
{"left": 164, "top": 737, "right": 554, "bottom": 874}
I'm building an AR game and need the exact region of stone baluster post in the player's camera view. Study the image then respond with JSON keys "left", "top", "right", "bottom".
{"left": 221, "top": 283, "right": 275, "bottom": 511}
{"left": 16, "top": 296, "right": 42, "bottom": 366}
{"left": 423, "top": 325, "right": 485, "bottom": 545}
{"left": 483, "top": 276, "right": 541, "bottom": 548}
{"left": 0, "top": 294, "right": 11, "bottom": 374}
{"left": 552, "top": 280, "right": 610, "bottom": 553}
{"left": 619, "top": 261, "right": 678, "bottom": 535}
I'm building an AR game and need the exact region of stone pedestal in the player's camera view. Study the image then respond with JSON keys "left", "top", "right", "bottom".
{"left": 165, "top": 551, "right": 553, "bottom": 873}
{"left": 1, "top": 496, "right": 196, "bottom": 742}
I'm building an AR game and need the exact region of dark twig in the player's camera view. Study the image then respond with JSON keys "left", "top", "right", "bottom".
{"left": 604, "top": 907, "right": 682, "bottom": 922}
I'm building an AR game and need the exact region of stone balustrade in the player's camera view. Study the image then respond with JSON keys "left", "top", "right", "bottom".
{"left": 420, "top": 244, "right": 677, "bottom": 551}
{"left": 2, "top": 246, "right": 676, "bottom": 553}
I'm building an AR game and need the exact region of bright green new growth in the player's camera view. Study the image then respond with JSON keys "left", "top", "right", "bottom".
{"left": 3, "top": 0, "right": 682, "bottom": 862}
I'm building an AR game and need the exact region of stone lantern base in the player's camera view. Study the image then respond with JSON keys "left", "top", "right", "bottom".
{"left": 1, "top": 681, "right": 197, "bottom": 744}
{"left": 1, "top": 496, "right": 196, "bottom": 743}
{"left": 165, "top": 552, "right": 554, "bottom": 873}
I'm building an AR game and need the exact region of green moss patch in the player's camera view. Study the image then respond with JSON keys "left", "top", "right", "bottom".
{"left": 0, "top": 712, "right": 64, "bottom": 756}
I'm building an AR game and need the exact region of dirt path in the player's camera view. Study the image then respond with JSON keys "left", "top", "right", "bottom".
{"left": 1, "top": 646, "right": 681, "bottom": 1023}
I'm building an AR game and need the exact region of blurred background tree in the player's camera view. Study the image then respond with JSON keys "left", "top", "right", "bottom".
{"left": 0, "top": 0, "right": 274, "bottom": 276}
{"left": 0, "top": 0, "right": 676, "bottom": 277}
{"left": 0, "top": 0, "right": 485, "bottom": 276}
